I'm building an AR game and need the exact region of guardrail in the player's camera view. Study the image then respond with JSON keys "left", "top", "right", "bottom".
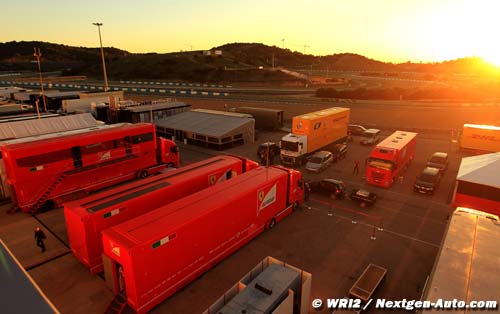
{"left": 118, "top": 80, "right": 232, "bottom": 88}
{"left": 0, "top": 81, "right": 229, "bottom": 97}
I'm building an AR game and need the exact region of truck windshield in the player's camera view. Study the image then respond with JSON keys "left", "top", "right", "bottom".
{"left": 362, "top": 133, "right": 375, "bottom": 138}
{"left": 367, "top": 158, "right": 394, "bottom": 170}
{"left": 281, "top": 140, "right": 298, "bottom": 152}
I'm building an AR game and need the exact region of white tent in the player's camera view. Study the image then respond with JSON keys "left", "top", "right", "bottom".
{"left": 457, "top": 152, "right": 500, "bottom": 188}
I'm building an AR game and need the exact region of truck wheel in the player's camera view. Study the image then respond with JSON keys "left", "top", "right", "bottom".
{"left": 167, "top": 162, "right": 174, "bottom": 168}
{"left": 138, "top": 170, "right": 149, "bottom": 179}
{"left": 293, "top": 201, "right": 300, "bottom": 211}
{"left": 267, "top": 218, "right": 276, "bottom": 230}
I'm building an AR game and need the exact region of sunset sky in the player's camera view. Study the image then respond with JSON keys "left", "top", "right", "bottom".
{"left": 2, "top": 0, "right": 500, "bottom": 64}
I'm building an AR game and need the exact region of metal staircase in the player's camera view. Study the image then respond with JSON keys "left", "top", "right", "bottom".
{"left": 29, "top": 174, "right": 67, "bottom": 213}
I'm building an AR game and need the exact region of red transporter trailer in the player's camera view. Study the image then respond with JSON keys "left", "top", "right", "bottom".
{"left": 64, "top": 155, "right": 259, "bottom": 274}
{"left": 101, "top": 166, "right": 304, "bottom": 314}
{"left": 365, "top": 131, "right": 417, "bottom": 187}
{"left": 1, "top": 123, "right": 179, "bottom": 213}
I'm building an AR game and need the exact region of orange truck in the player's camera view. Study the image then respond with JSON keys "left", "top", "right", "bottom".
{"left": 460, "top": 124, "right": 500, "bottom": 153}
{"left": 280, "top": 107, "right": 350, "bottom": 166}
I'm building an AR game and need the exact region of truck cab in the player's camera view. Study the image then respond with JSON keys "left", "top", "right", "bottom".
{"left": 280, "top": 134, "right": 308, "bottom": 166}
{"left": 156, "top": 137, "right": 179, "bottom": 168}
{"left": 272, "top": 165, "right": 304, "bottom": 210}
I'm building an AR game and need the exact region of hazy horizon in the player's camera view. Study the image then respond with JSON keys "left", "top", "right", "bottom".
{"left": 2, "top": 0, "right": 500, "bottom": 65}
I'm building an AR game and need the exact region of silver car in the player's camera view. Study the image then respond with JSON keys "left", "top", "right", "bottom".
{"left": 360, "top": 129, "right": 381, "bottom": 145}
{"left": 305, "top": 151, "right": 333, "bottom": 173}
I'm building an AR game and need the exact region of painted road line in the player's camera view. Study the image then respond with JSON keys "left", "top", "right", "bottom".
{"left": 307, "top": 205, "right": 440, "bottom": 248}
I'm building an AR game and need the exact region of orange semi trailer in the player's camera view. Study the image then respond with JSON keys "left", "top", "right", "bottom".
{"left": 365, "top": 131, "right": 417, "bottom": 187}
{"left": 1, "top": 123, "right": 178, "bottom": 213}
{"left": 101, "top": 166, "right": 304, "bottom": 314}
{"left": 64, "top": 155, "right": 258, "bottom": 274}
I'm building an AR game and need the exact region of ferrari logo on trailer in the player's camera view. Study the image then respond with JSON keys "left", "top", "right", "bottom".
{"left": 258, "top": 184, "right": 277, "bottom": 212}
{"left": 209, "top": 175, "right": 216, "bottom": 185}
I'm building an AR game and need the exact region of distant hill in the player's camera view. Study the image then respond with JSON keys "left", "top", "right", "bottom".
{"left": 0, "top": 41, "right": 497, "bottom": 83}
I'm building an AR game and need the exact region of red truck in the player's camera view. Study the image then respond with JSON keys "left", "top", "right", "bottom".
{"left": 1, "top": 123, "right": 179, "bottom": 213}
{"left": 365, "top": 131, "right": 417, "bottom": 187}
{"left": 64, "top": 155, "right": 258, "bottom": 274}
{"left": 101, "top": 165, "right": 304, "bottom": 314}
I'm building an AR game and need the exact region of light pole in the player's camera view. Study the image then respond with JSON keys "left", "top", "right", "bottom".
{"left": 93, "top": 22, "right": 109, "bottom": 92}
{"left": 33, "top": 47, "right": 47, "bottom": 114}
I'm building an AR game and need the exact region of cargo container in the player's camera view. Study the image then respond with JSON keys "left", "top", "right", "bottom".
{"left": 64, "top": 155, "right": 258, "bottom": 274}
{"left": 234, "top": 107, "right": 284, "bottom": 130}
{"left": 1, "top": 123, "right": 179, "bottom": 213}
{"left": 61, "top": 97, "right": 109, "bottom": 114}
{"left": 280, "top": 107, "right": 349, "bottom": 166}
{"left": 365, "top": 131, "right": 417, "bottom": 188}
{"left": 202, "top": 256, "right": 312, "bottom": 314}
{"left": 422, "top": 208, "right": 500, "bottom": 314}
{"left": 217, "top": 264, "right": 300, "bottom": 314}
{"left": 460, "top": 124, "right": 500, "bottom": 153}
{"left": 101, "top": 166, "right": 304, "bottom": 314}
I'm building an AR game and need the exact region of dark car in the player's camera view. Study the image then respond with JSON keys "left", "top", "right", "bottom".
{"left": 348, "top": 124, "right": 367, "bottom": 136}
{"left": 414, "top": 167, "right": 441, "bottom": 195}
{"left": 309, "top": 179, "right": 346, "bottom": 199}
{"left": 426, "top": 152, "right": 449, "bottom": 173}
{"left": 349, "top": 188, "right": 377, "bottom": 207}
{"left": 331, "top": 143, "right": 348, "bottom": 161}
{"left": 257, "top": 142, "right": 280, "bottom": 164}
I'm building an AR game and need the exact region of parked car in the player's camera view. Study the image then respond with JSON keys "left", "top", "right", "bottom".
{"left": 348, "top": 124, "right": 367, "bottom": 136}
{"left": 257, "top": 142, "right": 280, "bottom": 164}
{"left": 426, "top": 152, "right": 449, "bottom": 173}
{"left": 309, "top": 178, "right": 346, "bottom": 199}
{"left": 414, "top": 167, "right": 441, "bottom": 195}
{"left": 331, "top": 143, "right": 348, "bottom": 161}
{"left": 349, "top": 188, "right": 377, "bottom": 207}
{"left": 305, "top": 151, "right": 334, "bottom": 173}
{"left": 360, "top": 129, "right": 381, "bottom": 145}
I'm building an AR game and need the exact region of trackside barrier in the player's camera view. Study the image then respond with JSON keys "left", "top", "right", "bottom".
{"left": 0, "top": 81, "right": 229, "bottom": 97}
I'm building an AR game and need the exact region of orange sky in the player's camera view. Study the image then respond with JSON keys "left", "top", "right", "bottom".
{"left": 2, "top": 0, "right": 500, "bottom": 64}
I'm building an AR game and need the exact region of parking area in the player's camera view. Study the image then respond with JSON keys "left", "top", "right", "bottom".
{"left": 0, "top": 129, "right": 467, "bottom": 313}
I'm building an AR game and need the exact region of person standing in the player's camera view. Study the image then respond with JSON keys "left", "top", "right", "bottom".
{"left": 34, "top": 227, "right": 46, "bottom": 253}
{"left": 304, "top": 182, "right": 311, "bottom": 202}
{"left": 353, "top": 160, "right": 360, "bottom": 175}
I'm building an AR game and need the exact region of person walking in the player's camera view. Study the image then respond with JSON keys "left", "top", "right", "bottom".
{"left": 34, "top": 227, "right": 46, "bottom": 253}
{"left": 353, "top": 160, "right": 359, "bottom": 175}
{"left": 304, "top": 182, "right": 311, "bottom": 202}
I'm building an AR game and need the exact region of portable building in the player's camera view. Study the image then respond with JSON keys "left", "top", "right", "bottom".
{"left": 155, "top": 109, "right": 255, "bottom": 149}
{"left": 452, "top": 152, "right": 500, "bottom": 216}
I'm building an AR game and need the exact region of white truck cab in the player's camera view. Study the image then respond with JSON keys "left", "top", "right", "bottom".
{"left": 280, "top": 133, "right": 308, "bottom": 166}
